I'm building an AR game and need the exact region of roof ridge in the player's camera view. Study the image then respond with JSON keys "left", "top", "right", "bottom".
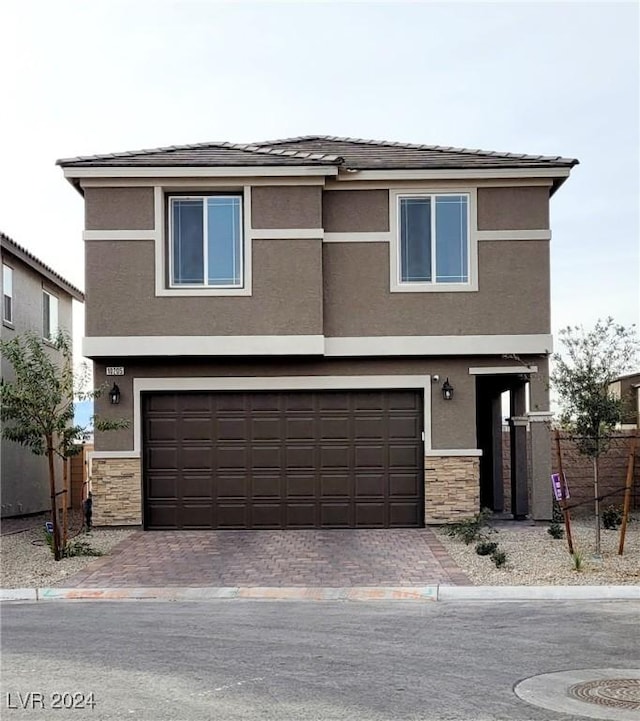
{"left": 0, "top": 231, "right": 84, "bottom": 301}
{"left": 253, "top": 135, "right": 576, "bottom": 164}
{"left": 57, "top": 140, "right": 342, "bottom": 166}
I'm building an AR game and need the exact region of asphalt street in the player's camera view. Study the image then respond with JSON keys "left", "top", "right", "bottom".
{"left": 1, "top": 599, "right": 638, "bottom": 720}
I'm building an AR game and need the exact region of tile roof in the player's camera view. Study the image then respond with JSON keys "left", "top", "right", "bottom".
{"left": 57, "top": 135, "right": 578, "bottom": 171}
{"left": 0, "top": 232, "right": 84, "bottom": 302}
{"left": 57, "top": 141, "right": 342, "bottom": 168}
{"left": 253, "top": 135, "right": 579, "bottom": 169}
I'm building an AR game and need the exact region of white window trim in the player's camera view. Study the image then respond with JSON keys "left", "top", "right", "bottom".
{"left": 168, "top": 194, "right": 244, "bottom": 290}
{"left": 389, "top": 187, "right": 478, "bottom": 293}
{"left": 42, "top": 289, "right": 59, "bottom": 341}
{"left": 154, "top": 186, "right": 253, "bottom": 297}
{"left": 3, "top": 263, "right": 13, "bottom": 324}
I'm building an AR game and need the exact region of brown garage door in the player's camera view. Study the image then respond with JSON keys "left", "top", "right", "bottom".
{"left": 143, "top": 390, "right": 423, "bottom": 529}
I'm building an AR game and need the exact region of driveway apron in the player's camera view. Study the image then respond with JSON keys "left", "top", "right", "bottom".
{"left": 57, "top": 529, "right": 470, "bottom": 588}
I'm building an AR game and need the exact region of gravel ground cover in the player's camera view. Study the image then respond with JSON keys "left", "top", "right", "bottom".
{"left": 435, "top": 516, "right": 640, "bottom": 585}
{"left": 1, "top": 514, "right": 135, "bottom": 589}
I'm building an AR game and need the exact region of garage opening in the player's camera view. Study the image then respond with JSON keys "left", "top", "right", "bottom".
{"left": 143, "top": 389, "right": 424, "bottom": 530}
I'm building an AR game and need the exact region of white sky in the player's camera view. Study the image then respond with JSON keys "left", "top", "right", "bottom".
{"left": 1, "top": 0, "right": 638, "bottom": 357}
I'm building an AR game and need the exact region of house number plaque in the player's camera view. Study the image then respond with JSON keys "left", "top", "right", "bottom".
{"left": 106, "top": 367, "right": 125, "bottom": 376}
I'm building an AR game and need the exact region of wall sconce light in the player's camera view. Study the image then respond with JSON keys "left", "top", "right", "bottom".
{"left": 442, "top": 378, "right": 454, "bottom": 401}
{"left": 109, "top": 383, "right": 121, "bottom": 405}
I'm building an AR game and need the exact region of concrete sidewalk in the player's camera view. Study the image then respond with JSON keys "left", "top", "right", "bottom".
{"left": 3, "top": 584, "right": 639, "bottom": 603}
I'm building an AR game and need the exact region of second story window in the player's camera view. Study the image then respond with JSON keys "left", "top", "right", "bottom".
{"left": 169, "top": 195, "right": 243, "bottom": 288}
{"left": 43, "top": 290, "right": 58, "bottom": 341}
{"left": 3, "top": 263, "right": 13, "bottom": 324}
{"left": 398, "top": 193, "right": 469, "bottom": 285}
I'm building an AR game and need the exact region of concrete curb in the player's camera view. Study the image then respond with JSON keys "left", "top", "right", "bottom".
{"left": 2, "top": 585, "right": 638, "bottom": 603}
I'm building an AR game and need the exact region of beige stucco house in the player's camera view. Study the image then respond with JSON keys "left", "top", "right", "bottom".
{"left": 58, "top": 135, "right": 577, "bottom": 529}
{"left": 1, "top": 232, "right": 84, "bottom": 517}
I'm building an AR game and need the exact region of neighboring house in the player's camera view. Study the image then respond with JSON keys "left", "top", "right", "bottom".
{"left": 610, "top": 372, "right": 640, "bottom": 428}
{"left": 0, "top": 232, "right": 84, "bottom": 517}
{"left": 57, "top": 135, "right": 577, "bottom": 529}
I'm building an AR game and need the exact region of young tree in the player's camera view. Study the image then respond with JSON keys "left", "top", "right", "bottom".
{"left": 551, "top": 318, "right": 638, "bottom": 555}
{"left": 0, "top": 331, "right": 127, "bottom": 560}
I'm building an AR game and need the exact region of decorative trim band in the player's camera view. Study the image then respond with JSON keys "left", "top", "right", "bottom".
{"left": 323, "top": 232, "right": 391, "bottom": 243}
{"left": 469, "top": 365, "right": 538, "bottom": 375}
{"left": 324, "top": 334, "right": 553, "bottom": 356}
{"left": 83, "top": 230, "right": 157, "bottom": 241}
{"left": 83, "top": 335, "right": 326, "bottom": 357}
{"left": 425, "top": 449, "right": 483, "bottom": 457}
{"left": 477, "top": 230, "right": 551, "bottom": 241}
{"left": 250, "top": 229, "right": 324, "bottom": 239}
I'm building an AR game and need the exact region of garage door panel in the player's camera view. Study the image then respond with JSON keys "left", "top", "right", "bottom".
{"left": 389, "top": 445, "right": 422, "bottom": 467}
{"left": 146, "top": 474, "right": 178, "bottom": 499}
{"left": 320, "top": 503, "right": 350, "bottom": 527}
{"left": 147, "top": 447, "right": 178, "bottom": 471}
{"left": 252, "top": 418, "right": 281, "bottom": 440}
{"left": 286, "top": 503, "right": 316, "bottom": 527}
{"left": 286, "top": 445, "right": 316, "bottom": 469}
{"left": 251, "top": 503, "right": 282, "bottom": 528}
{"left": 389, "top": 502, "right": 421, "bottom": 527}
{"left": 286, "top": 474, "right": 315, "bottom": 497}
{"left": 216, "top": 504, "right": 248, "bottom": 527}
{"left": 286, "top": 418, "right": 315, "bottom": 439}
{"left": 182, "top": 447, "right": 213, "bottom": 470}
{"left": 389, "top": 472, "right": 421, "bottom": 496}
{"left": 252, "top": 475, "right": 281, "bottom": 497}
{"left": 181, "top": 475, "right": 213, "bottom": 499}
{"left": 389, "top": 416, "right": 420, "bottom": 439}
{"left": 216, "top": 447, "right": 248, "bottom": 470}
{"left": 320, "top": 417, "right": 350, "bottom": 439}
{"left": 320, "top": 446, "right": 350, "bottom": 469}
{"left": 354, "top": 445, "right": 385, "bottom": 468}
{"left": 355, "top": 502, "right": 386, "bottom": 527}
{"left": 320, "top": 474, "right": 350, "bottom": 497}
{"left": 143, "top": 390, "right": 423, "bottom": 529}
{"left": 355, "top": 473, "right": 385, "bottom": 497}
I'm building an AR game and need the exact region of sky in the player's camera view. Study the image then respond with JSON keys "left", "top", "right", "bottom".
{"left": 1, "top": 0, "right": 639, "bottom": 359}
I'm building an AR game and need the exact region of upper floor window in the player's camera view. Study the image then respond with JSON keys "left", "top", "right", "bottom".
{"left": 3, "top": 264, "right": 13, "bottom": 324}
{"left": 169, "top": 195, "right": 243, "bottom": 288}
{"left": 398, "top": 193, "right": 469, "bottom": 285}
{"left": 43, "top": 290, "right": 58, "bottom": 341}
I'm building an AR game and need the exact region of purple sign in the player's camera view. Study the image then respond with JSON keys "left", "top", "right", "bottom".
{"left": 551, "top": 472, "right": 570, "bottom": 501}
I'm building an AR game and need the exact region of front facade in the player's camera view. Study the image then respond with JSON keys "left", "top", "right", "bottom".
{"left": 58, "top": 136, "right": 577, "bottom": 529}
{"left": 0, "top": 232, "right": 84, "bottom": 517}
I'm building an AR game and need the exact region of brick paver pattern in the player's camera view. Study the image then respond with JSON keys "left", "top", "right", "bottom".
{"left": 59, "top": 529, "right": 470, "bottom": 588}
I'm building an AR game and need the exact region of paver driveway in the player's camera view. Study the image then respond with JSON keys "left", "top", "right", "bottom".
{"left": 59, "top": 529, "right": 470, "bottom": 588}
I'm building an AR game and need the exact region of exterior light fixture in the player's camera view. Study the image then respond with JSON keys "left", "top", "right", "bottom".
{"left": 109, "top": 383, "right": 121, "bottom": 405}
{"left": 442, "top": 378, "right": 454, "bottom": 401}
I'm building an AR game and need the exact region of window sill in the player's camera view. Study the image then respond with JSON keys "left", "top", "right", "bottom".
{"left": 390, "top": 281, "right": 478, "bottom": 293}
{"left": 2, "top": 319, "right": 15, "bottom": 330}
{"left": 155, "top": 286, "right": 252, "bottom": 297}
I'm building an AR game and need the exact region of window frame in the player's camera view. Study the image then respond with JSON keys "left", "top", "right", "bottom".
{"left": 3, "top": 263, "right": 13, "bottom": 325}
{"left": 389, "top": 188, "right": 478, "bottom": 293}
{"left": 167, "top": 193, "right": 245, "bottom": 290}
{"left": 42, "top": 289, "right": 59, "bottom": 341}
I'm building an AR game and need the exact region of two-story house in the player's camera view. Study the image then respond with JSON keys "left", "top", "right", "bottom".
{"left": 1, "top": 232, "right": 84, "bottom": 517}
{"left": 58, "top": 136, "right": 577, "bottom": 530}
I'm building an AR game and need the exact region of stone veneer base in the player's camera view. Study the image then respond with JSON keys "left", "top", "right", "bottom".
{"left": 91, "top": 458, "right": 142, "bottom": 526}
{"left": 424, "top": 455, "right": 480, "bottom": 524}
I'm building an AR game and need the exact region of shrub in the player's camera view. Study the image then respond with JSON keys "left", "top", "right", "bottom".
{"left": 445, "top": 508, "right": 492, "bottom": 545}
{"left": 475, "top": 540, "right": 498, "bottom": 556}
{"left": 42, "top": 530, "right": 103, "bottom": 558}
{"left": 571, "top": 551, "right": 584, "bottom": 572}
{"left": 547, "top": 522, "right": 564, "bottom": 539}
{"left": 602, "top": 505, "right": 623, "bottom": 530}
{"left": 491, "top": 549, "right": 507, "bottom": 568}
